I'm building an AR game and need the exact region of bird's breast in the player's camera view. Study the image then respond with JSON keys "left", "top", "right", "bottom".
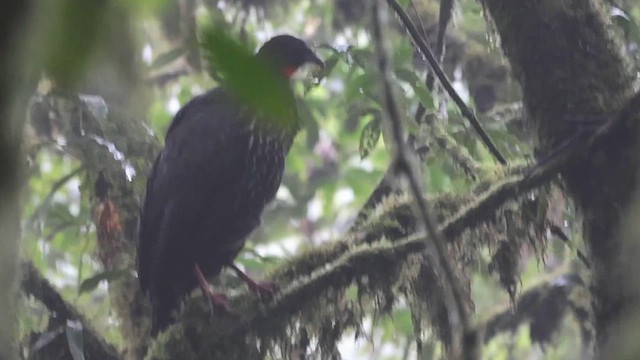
{"left": 232, "top": 126, "right": 293, "bottom": 217}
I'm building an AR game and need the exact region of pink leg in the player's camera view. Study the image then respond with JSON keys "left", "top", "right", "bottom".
{"left": 229, "top": 263, "right": 275, "bottom": 298}
{"left": 194, "top": 264, "right": 231, "bottom": 312}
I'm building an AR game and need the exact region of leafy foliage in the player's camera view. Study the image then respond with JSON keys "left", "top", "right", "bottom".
{"left": 17, "top": 0, "right": 640, "bottom": 359}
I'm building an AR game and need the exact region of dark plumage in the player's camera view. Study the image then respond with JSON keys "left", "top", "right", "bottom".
{"left": 137, "top": 35, "right": 323, "bottom": 335}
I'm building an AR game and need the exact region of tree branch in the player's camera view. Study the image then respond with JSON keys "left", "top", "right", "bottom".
{"left": 425, "top": 114, "right": 482, "bottom": 179}
{"left": 147, "top": 88, "right": 640, "bottom": 356}
{"left": 275, "top": 89, "right": 640, "bottom": 297}
{"left": 0, "top": 2, "right": 31, "bottom": 358}
{"left": 26, "top": 166, "right": 84, "bottom": 232}
{"left": 21, "top": 261, "right": 121, "bottom": 360}
{"left": 386, "top": 0, "right": 507, "bottom": 165}
{"left": 371, "top": 1, "right": 470, "bottom": 357}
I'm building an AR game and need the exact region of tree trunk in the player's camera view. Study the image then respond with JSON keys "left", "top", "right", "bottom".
{"left": 482, "top": 0, "right": 640, "bottom": 356}
{"left": 0, "top": 1, "right": 32, "bottom": 359}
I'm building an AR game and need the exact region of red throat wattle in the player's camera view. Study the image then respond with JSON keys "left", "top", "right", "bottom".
{"left": 284, "top": 66, "right": 297, "bottom": 78}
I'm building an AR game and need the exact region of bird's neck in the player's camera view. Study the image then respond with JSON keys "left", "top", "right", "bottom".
{"left": 248, "top": 105, "right": 301, "bottom": 140}
{"left": 248, "top": 81, "right": 301, "bottom": 136}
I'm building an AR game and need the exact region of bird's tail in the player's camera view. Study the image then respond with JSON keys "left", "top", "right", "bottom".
{"left": 151, "top": 297, "right": 179, "bottom": 336}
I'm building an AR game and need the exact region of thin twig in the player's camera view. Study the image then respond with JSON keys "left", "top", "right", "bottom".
{"left": 386, "top": 0, "right": 507, "bottom": 165}
{"left": 549, "top": 223, "right": 590, "bottom": 269}
{"left": 363, "top": 0, "right": 475, "bottom": 224}
{"left": 424, "top": 0, "right": 452, "bottom": 91}
{"left": 435, "top": 0, "right": 454, "bottom": 63}
{"left": 25, "top": 166, "right": 84, "bottom": 231}
{"left": 409, "top": 0, "right": 428, "bottom": 41}
{"left": 371, "top": 1, "right": 470, "bottom": 357}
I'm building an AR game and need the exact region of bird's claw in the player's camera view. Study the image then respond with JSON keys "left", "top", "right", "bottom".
{"left": 208, "top": 290, "right": 232, "bottom": 312}
{"left": 203, "top": 287, "right": 232, "bottom": 321}
{"left": 249, "top": 281, "right": 276, "bottom": 299}
{"left": 229, "top": 263, "right": 277, "bottom": 300}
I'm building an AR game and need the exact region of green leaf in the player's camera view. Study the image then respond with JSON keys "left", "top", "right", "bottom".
{"left": 394, "top": 67, "right": 420, "bottom": 85}
{"left": 305, "top": 47, "right": 340, "bottom": 90}
{"left": 412, "top": 82, "right": 436, "bottom": 110}
{"left": 200, "top": 27, "right": 295, "bottom": 128}
{"left": 78, "top": 269, "right": 129, "bottom": 294}
{"left": 428, "top": 160, "right": 452, "bottom": 192}
{"left": 65, "top": 320, "right": 85, "bottom": 360}
{"left": 345, "top": 72, "right": 378, "bottom": 103}
{"left": 403, "top": 112, "right": 421, "bottom": 136}
{"left": 149, "top": 47, "right": 186, "bottom": 70}
{"left": 359, "top": 115, "right": 382, "bottom": 159}
{"left": 392, "top": 308, "right": 414, "bottom": 336}
{"left": 344, "top": 168, "right": 381, "bottom": 200}
{"left": 115, "top": 0, "right": 170, "bottom": 14}
{"left": 396, "top": 0, "right": 411, "bottom": 8}
{"left": 298, "top": 101, "right": 319, "bottom": 149}
{"left": 348, "top": 47, "right": 373, "bottom": 68}
{"left": 316, "top": 44, "right": 340, "bottom": 55}
{"left": 393, "top": 36, "right": 416, "bottom": 64}
{"left": 323, "top": 53, "right": 341, "bottom": 77}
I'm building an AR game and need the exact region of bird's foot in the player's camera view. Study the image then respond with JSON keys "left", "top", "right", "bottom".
{"left": 201, "top": 286, "right": 231, "bottom": 321}
{"left": 203, "top": 286, "right": 232, "bottom": 312}
{"left": 229, "top": 263, "right": 276, "bottom": 299}
{"left": 248, "top": 280, "right": 276, "bottom": 298}
{"left": 194, "top": 264, "right": 232, "bottom": 316}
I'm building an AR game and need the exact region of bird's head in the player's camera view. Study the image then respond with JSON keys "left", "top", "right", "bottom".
{"left": 255, "top": 35, "right": 324, "bottom": 78}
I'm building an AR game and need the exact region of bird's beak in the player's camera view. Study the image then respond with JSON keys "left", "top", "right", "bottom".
{"left": 306, "top": 52, "right": 325, "bottom": 70}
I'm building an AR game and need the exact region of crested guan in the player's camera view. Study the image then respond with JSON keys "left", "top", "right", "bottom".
{"left": 137, "top": 35, "right": 324, "bottom": 335}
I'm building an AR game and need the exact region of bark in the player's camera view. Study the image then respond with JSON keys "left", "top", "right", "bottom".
{"left": 0, "top": 1, "right": 32, "bottom": 359}
{"left": 481, "top": 0, "right": 639, "bottom": 356}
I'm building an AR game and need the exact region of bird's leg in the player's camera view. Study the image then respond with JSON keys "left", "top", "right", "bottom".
{"left": 194, "top": 264, "right": 231, "bottom": 314}
{"left": 229, "top": 263, "right": 275, "bottom": 298}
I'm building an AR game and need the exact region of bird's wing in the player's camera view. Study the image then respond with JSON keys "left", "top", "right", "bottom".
{"left": 137, "top": 154, "right": 162, "bottom": 293}
{"left": 137, "top": 89, "right": 250, "bottom": 293}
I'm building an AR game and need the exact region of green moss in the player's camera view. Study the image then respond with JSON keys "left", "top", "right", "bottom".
{"left": 144, "top": 166, "right": 562, "bottom": 357}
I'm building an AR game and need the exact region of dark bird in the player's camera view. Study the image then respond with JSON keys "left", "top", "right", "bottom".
{"left": 137, "top": 35, "right": 323, "bottom": 335}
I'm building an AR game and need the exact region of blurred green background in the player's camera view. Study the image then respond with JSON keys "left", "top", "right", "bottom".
{"left": 13, "top": 0, "right": 640, "bottom": 359}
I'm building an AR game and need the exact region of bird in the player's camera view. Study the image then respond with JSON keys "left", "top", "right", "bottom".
{"left": 137, "top": 34, "right": 324, "bottom": 335}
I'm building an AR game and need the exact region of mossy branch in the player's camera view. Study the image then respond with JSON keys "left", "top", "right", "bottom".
{"left": 146, "top": 137, "right": 588, "bottom": 358}
{"left": 33, "top": 87, "right": 640, "bottom": 359}
{"left": 148, "top": 88, "right": 640, "bottom": 357}
{"left": 144, "top": 234, "right": 425, "bottom": 359}
{"left": 423, "top": 114, "right": 482, "bottom": 179}
{"left": 372, "top": 1, "right": 470, "bottom": 356}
